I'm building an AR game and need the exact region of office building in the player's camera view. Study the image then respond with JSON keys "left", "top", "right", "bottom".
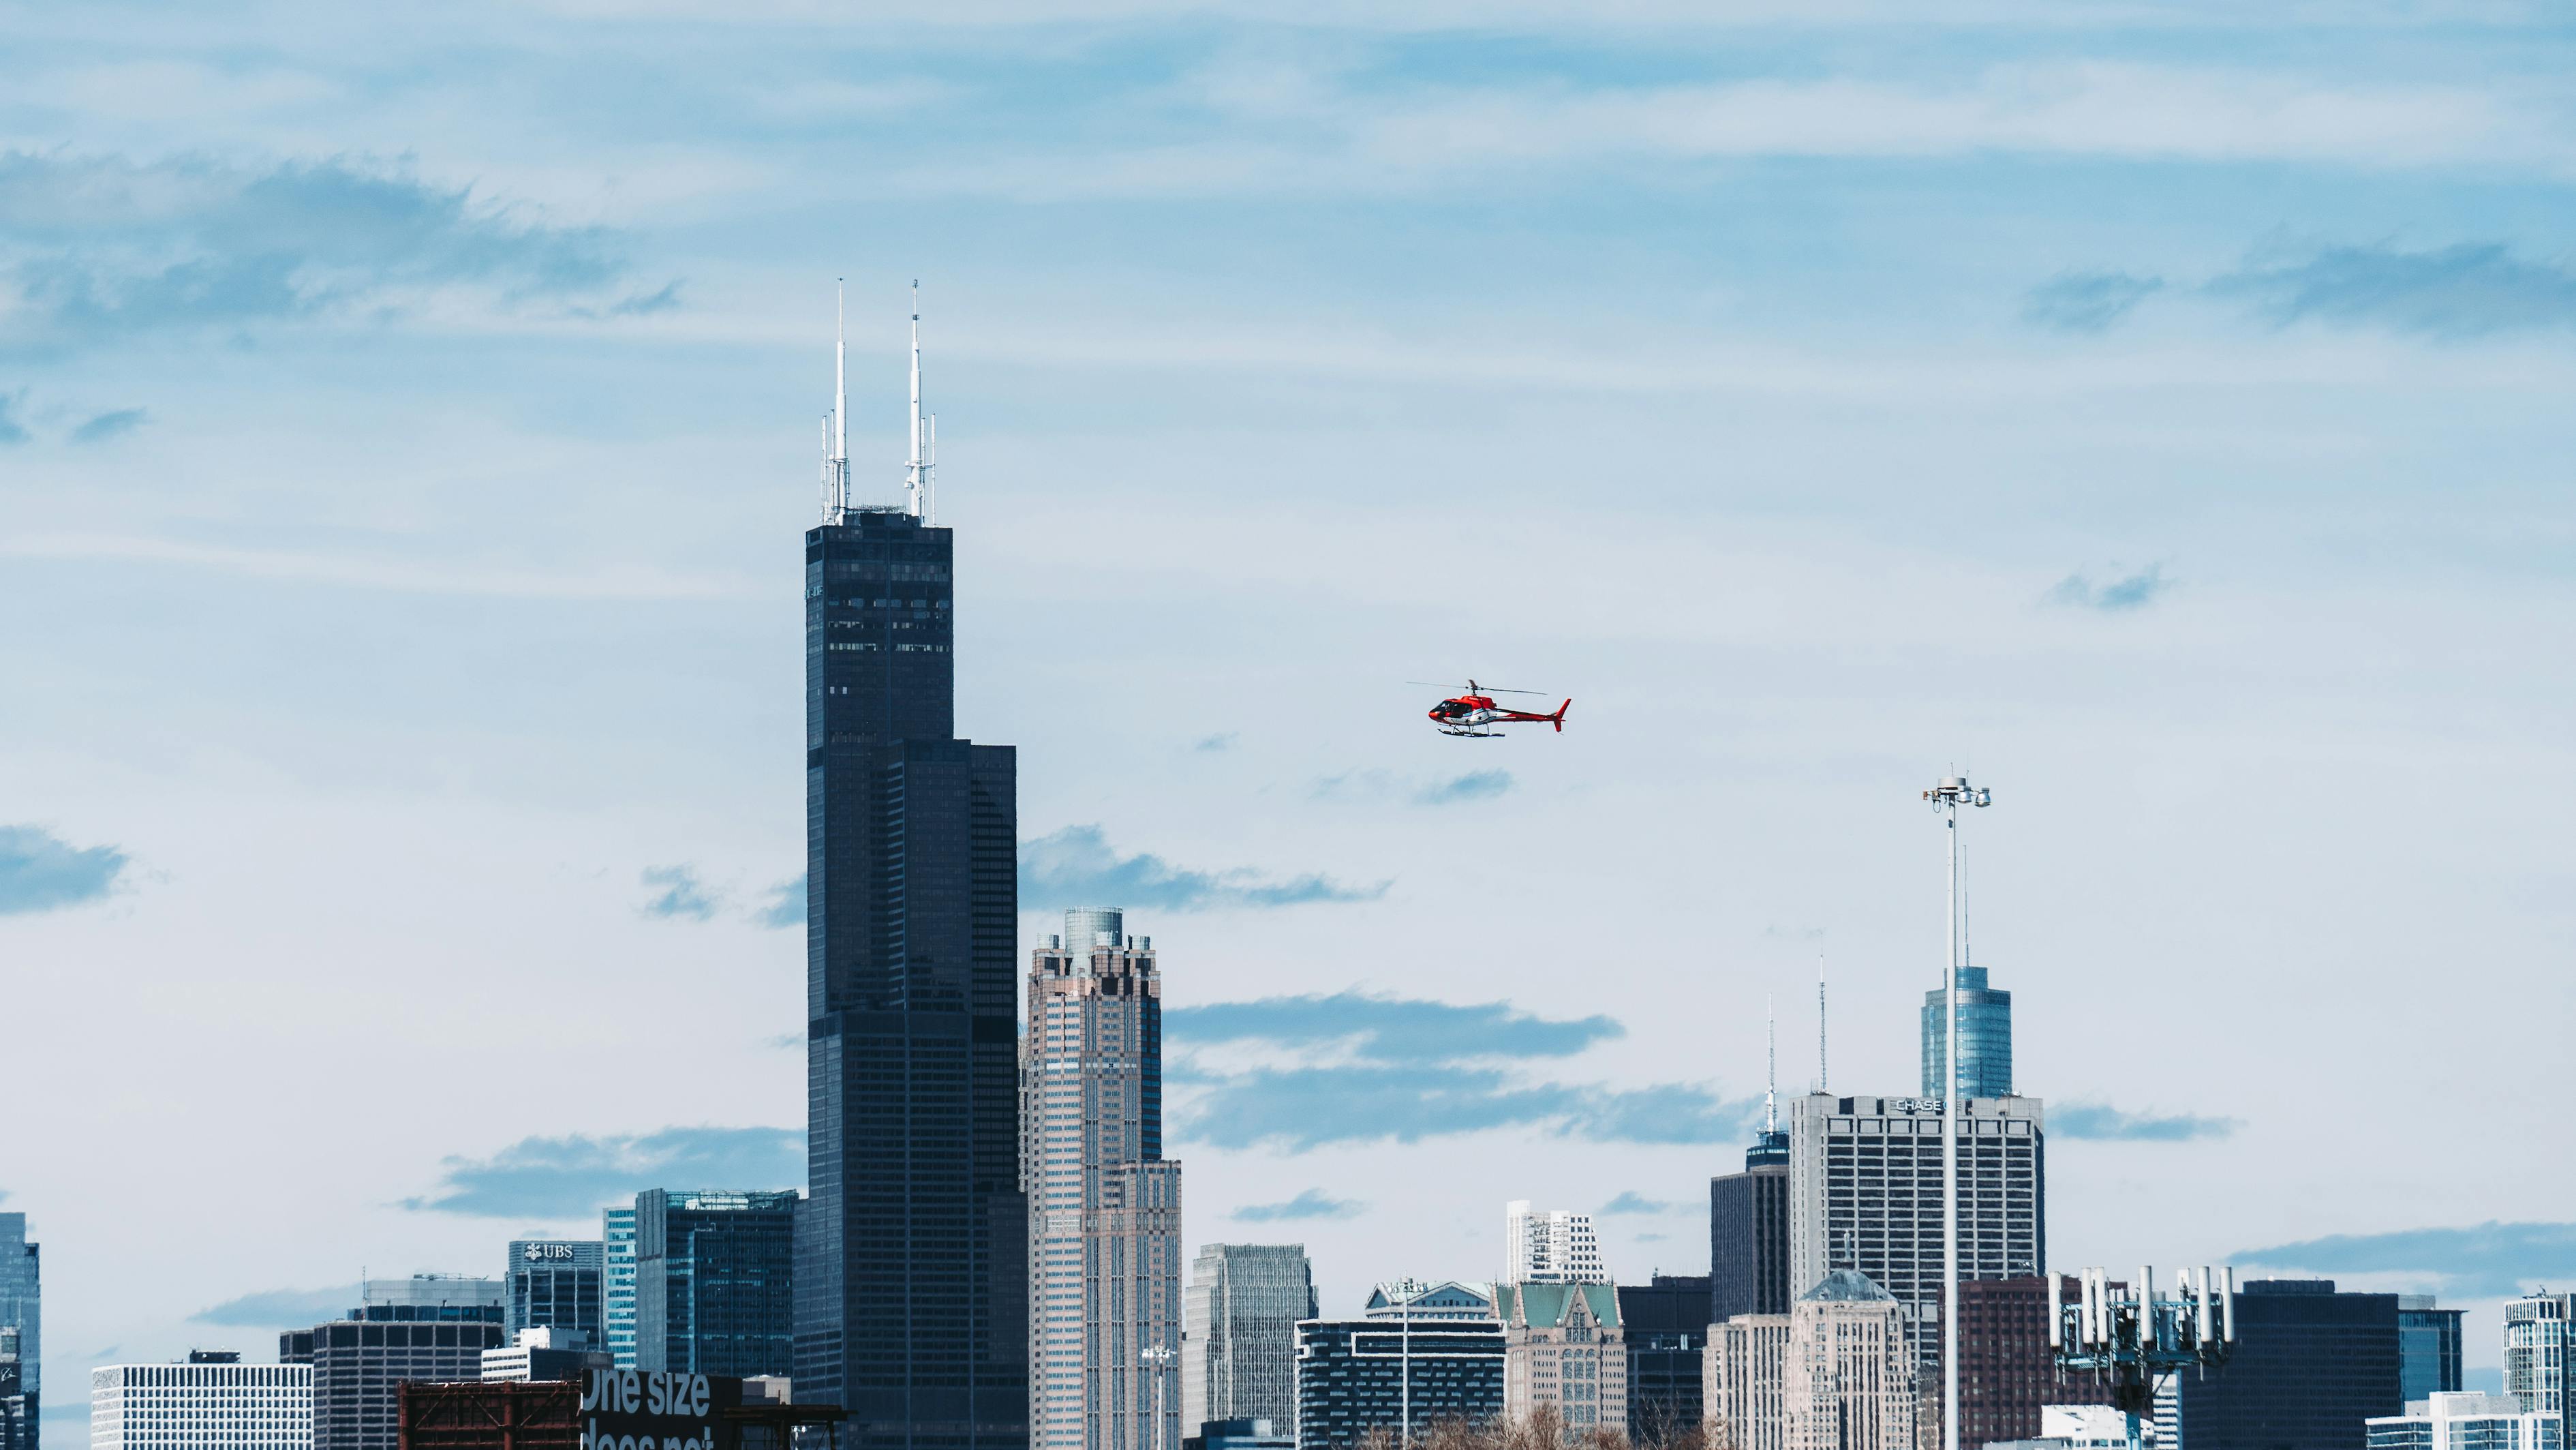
{"left": 1784, "top": 1271, "right": 1914, "bottom": 1450}
{"left": 1294, "top": 1282, "right": 1505, "bottom": 1450}
{"left": 1712, "top": 1130, "right": 1791, "bottom": 1325}
{"left": 2369, "top": 1393, "right": 2563, "bottom": 1450}
{"left": 90, "top": 1353, "right": 313, "bottom": 1450}
{"left": 603, "top": 1209, "right": 639, "bottom": 1370}
{"left": 1617, "top": 1275, "right": 1708, "bottom": 1445}
{"left": 1948, "top": 1277, "right": 2114, "bottom": 1447}
{"left": 1, "top": 1328, "right": 30, "bottom": 1450}
{"left": 1182, "top": 1420, "right": 1292, "bottom": 1450}
{"left": 1984, "top": 1404, "right": 2158, "bottom": 1450}
{"left": 1499, "top": 1281, "right": 1626, "bottom": 1435}
{"left": 506, "top": 1241, "right": 604, "bottom": 1344}
{"left": 1504, "top": 1204, "right": 1605, "bottom": 1287}
{"left": 284, "top": 1276, "right": 505, "bottom": 1450}
{"left": 480, "top": 1329, "right": 610, "bottom": 1383}
{"left": 2168, "top": 1280, "right": 2400, "bottom": 1450}
{"left": 1182, "top": 1245, "right": 1315, "bottom": 1440}
{"left": 2507, "top": 1294, "right": 2574, "bottom": 1450}
{"left": 637, "top": 1190, "right": 797, "bottom": 1377}
{"left": 797, "top": 316, "right": 1026, "bottom": 1450}
{"left": 2402, "top": 1298, "right": 2465, "bottom": 1405}
{"left": 1706, "top": 1313, "right": 1791, "bottom": 1450}
{"left": 1785, "top": 1092, "right": 2045, "bottom": 1369}
{"left": 1920, "top": 965, "right": 2012, "bottom": 1100}
{"left": 1026, "top": 911, "right": 1183, "bottom": 1450}
{"left": 0, "top": 1213, "right": 33, "bottom": 1445}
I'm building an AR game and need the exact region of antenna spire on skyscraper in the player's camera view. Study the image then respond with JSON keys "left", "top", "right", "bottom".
{"left": 906, "top": 279, "right": 933, "bottom": 521}
{"left": 1766, "top": 993, "right": 1778, "bottom": 1133}
{"left": 1816, "top": 949, "right": 1828, "bottom": 1093}
{"left": 821, "top": 280, "right": 850, "bottom": 523}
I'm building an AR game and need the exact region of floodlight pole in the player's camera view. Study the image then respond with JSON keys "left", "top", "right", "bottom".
{"left": 1924, "top": 773, "right": 1991, "bottom": 1450}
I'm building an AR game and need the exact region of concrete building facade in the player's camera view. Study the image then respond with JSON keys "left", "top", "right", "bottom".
{"left": 2368, "top": 1393, "right": 2563, "bottom": 1450}
{"left": 1504, "top": 1205, "right": 1605, "bottom": 1288}
{"left": 1182, "top": 1245, "right": 1316, "bottom": 1441}
{"left": 90, "top": 1355, "right": 313, "bottom": 1450}
{"left": 1706, "top": 1314, "right": 1791, "bottom": 1450}
{"left": 1783, "top": 1273, "right": 1914, "bottom": 1450}
{"left": 1499, "top": 1282, "right": 1627, "bottom": 1437}
{"left": 1026, "top": 911, "right": 1182, "bottom": 1450}
{"left": 286, "top": 1277, "right": 506, "bottom": 1450}
{"left": 2508, "top": 1295, "right": 2575, "bottom": 1450}
{"left": 1785, "top": 1093, "right": 2045, "bottom": 1370}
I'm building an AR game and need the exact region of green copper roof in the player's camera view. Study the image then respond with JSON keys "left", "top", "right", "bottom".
{"left": 1503, "top": 1282, "right": 1621, "bottom": 1329}
{"left": 1799, "top": 1269, "right": 1894, "bottom": 1303}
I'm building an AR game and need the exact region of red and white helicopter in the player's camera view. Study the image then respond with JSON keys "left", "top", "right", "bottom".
{"left": 1417, "top": 680, "right": 1572, "bottom": 738}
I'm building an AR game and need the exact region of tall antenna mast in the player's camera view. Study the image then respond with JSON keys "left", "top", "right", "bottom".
{"left": 821, "top": 280, "right": 850, "bottom": 523}
{"left": 1765, "top": 994, "right": 1778, "bottom": 1133}
{"left": 1815, "top": 950, "right": 1828, "bottom": 1093}
{"left": 905, "top": 279, "right": 932, "bottom": 520}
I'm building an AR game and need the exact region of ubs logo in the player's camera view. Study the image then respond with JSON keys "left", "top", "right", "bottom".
{"left": 524, "top": 1243, "right": 577, "bottom": 1260}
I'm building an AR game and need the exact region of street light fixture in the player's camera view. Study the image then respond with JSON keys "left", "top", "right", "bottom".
{"left": 1922, "top": 773, "right": 1991, "bottom": 1450}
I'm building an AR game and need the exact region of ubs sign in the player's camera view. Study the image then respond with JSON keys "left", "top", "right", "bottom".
{"left": 577, "top": 1370, "right": 739, "bottom": 1450}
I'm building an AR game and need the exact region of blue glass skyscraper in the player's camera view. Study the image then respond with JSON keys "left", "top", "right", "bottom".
{"left": 637, "top": 1190, "right": 797, "bottom": 1377}
{"left": 1922, "top": 965, "right": 2014, "bottom": 1099}
{"left": 505, "top": 1239, "right": 604, "bottom": 1343}
{"left": 796, "top": 310, "right": 1024, "bottom": 1450}
{"left": 604, "top": 1207, "right": 639, "bottom": 1369}
{"left": 0, "top": 1213, "right": 34, "bottom": 1449}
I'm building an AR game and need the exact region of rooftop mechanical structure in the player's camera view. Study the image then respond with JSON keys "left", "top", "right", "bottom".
{"left": 2050, "top": 1266, "right": 2238, "bottom": 1420}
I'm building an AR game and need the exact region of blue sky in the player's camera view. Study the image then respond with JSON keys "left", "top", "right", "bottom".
{"left": 5, "top": 0, "right": 2576, "bottom": 1416}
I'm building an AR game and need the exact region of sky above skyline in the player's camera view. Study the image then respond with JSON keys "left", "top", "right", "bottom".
{"left": 5, "top": 0, "right": 2575, "bottom": 1419}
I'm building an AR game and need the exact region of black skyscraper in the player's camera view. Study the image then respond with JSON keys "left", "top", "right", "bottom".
{"left": 1709, "top": 1130, "right": 1790, "bottom": 1323}
{"left": 797, "top": 503, "right": 1026, "bottom": 1450}
{"left": 2171, "top": 1280, "right": 2401, "bottom": 1450}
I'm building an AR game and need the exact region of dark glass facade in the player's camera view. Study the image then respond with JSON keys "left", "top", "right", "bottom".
{"left": 1618, "top": 1275, "right": 1711, "bottom": 1445}
{"left": 1710, "top": 1136, "right": 1789, "bottom": 1323}
{"left": 637, "top": 1192, "right": 796, "bottom": 1376}
{"left": 797, "top": 509, "right": 1026, "bottom": 1450}
{"left": 2399, "top": 1297, "right": 2464, "bottom": 1403}
{"left": 506, "top": 1240, "right": 604, "bottom": 1344}
{"left": 2173, "top": 1280, "right": 2402, "bottom": 1450}
{"left": 1293, "top": 1319, "right": 1505, "bottom": 1450}
{"left": 1922, "top": 965, "right": 2013, "bottom": 1100}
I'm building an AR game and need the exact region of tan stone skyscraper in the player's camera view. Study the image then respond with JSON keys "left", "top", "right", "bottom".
{"left": 1026, "top": 909, "right": 1183, "bottom": 1450}
{"left": 1783, "top": 1271, "right": 1915, "bottom": 1450}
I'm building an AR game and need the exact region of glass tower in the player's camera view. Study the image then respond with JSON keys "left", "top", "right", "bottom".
{"left": 0, "top": 1213, "right": 34, "bottom": 1434}
{"left": 1922, "top": 965, "right": 2014, "bottom": 1099}
{"left": 505, "top": 1239, "right": 604, "bottom": 1343}
{"left": 637, "top": 1190, "right": 797, "bottom": 1377}
{"left": 603, "top": 1207, "right": 639, "bottom": 1369}
{"left": 797, "top": 505, "right": 1025, "bottom": 1450}
{"left": 2401, "top": 1296, "right": 2465, "bottom": 1403}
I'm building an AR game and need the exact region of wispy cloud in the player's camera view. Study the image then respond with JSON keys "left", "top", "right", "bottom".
{"left": 0, "top": 824, "right": 129, "bottom": 913}
{"left": 402, "top": 1126, "right": 803, "bottom": 1218}
{"left": 1600, "top": 1191, "right": 1677, "bottom": 1215}
{"left": 1415, "top": 770, "right": 1513, "bottom": 805}
{"left": 193, "top": 1284, "right": 362, "bottom": 1327}
{"left": 1235, "top": 1188, "right": 1364, "bottom": 1222}
{"left": 1174, "top": 1063, "right": 1760, "bottom": 1151}
{"left": 639, "top": 864, "right": 720, "bottom": 921}
{"left": 1311, "top": 769, "right": 1514, "bottom": 806}
{"left": 0, "top": 532, "right": 749, "bottom": 601}
{"left": 2237, "top": 1222, "right": 2576, "bottom": 1299}
{"left": 2209, "top": 241, "right": 2576, "bottom": 339}
{"left": 1193, "top": 733, "right": 1237, "bottom": 753}
{"left": 1167, "top": 991, "right": 1621, "bottom": 1063}
{"left": 2045, "top": 565, "right": 2173, "bottom": 613}
{"left": 0, "top": 151, "right": 659, "bottom": 352}
{"left": 68, "top": 406, "right": 149, "bottom": 443}
{"left": 1020, "top": 825, "right": 1387, "bottom": 911}
{"left": 2023, "top": 270, "right": 2163, "bottom": 333}
{"left": 0, "top": 391, "right": 25, "bottom": 444}
{"left": 2053, "top": 1102, "right": 2238, "bottom": 1141}
{"left": 754, "top": 874, "right": 806, "bottom": 929}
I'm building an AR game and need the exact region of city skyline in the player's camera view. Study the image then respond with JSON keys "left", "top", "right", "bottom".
{"left": 6, "top": 1, "right": 2575, "bottom": 1436}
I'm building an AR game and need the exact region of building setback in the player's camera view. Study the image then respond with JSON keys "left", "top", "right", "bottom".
{"left": 1294, "top": 1282, "right": 1505, "bottom": 1450}
{"left": 506, "top": 1241, "right": 604, "bottom": 1345}
{"left": 796, "top": 459, "right": 1026, "bottom": 1447}
{"left": 1711, "top": 1131, "right": 1791, "bottom": 1326}
{"left": 1499, "top": 1282, "right": 1627, "bottom": 1436}
{"left": 1025, "top": 911, "right": 1183, "bottom": 1450}
{"left": 2168, "top": 1280, "right": 2400, "bottom": 1450}
{"left": 1182, "top": 1245, "right": 1317, "bottom": 1440}
{"left": 1920, "top": 965, "right": 2012, "bottom": 1101}
{"left": 91, "top": 1353, "right": 313, "bottom": 1450}
{"left": 286, "top": 1276, "right": 506, "bottom": 1450}
{"left": 637, "top": 1191, "right": 797, "bottom": 1378}
{"left": 1616, "top": 1275, "right": 1708, "bottom": 1445}
{"left": 1785, "top": 1093, "right": 2045, "bottom": 1371}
